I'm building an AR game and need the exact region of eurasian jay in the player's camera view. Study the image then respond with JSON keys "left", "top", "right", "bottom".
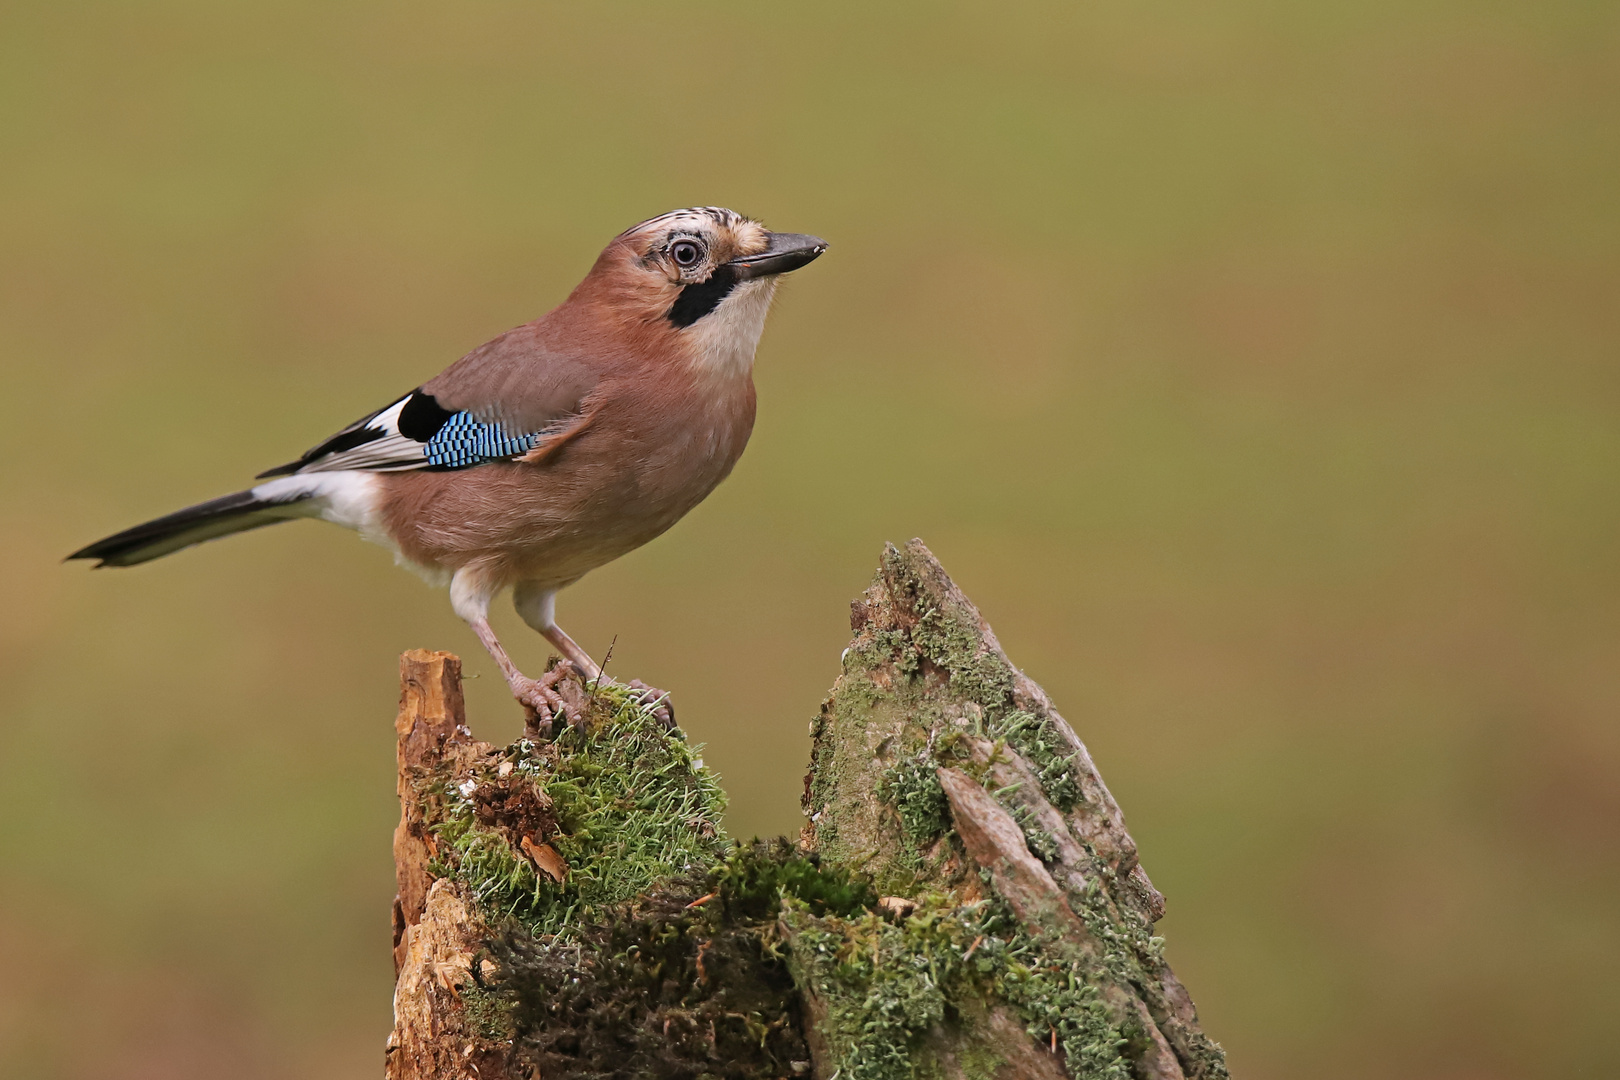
{"left": 70, "top": 207, "right": 827, "bottom": 724}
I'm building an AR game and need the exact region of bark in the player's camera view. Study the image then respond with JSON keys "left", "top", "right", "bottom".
{"left": 386, "top": 651, "right": 525, "bottom": 1080}
{"left": 383, "top": 543, "right": 1229, "bottom": 1080}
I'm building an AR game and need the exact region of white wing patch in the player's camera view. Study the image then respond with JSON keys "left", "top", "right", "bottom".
{"left": 263, "top": 391, "right": 548, "bottom": 477}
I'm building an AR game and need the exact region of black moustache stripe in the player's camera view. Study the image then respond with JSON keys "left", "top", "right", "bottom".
{"left": 666, "top": 265, "right": 740, "bottom": 328}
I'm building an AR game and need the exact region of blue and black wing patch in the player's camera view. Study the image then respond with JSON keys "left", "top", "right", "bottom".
{"left": 257, "top": 389, "right": 547, "bottom": 477}
{"left": 419, "top": 411, "right": 542, "bottom": 467}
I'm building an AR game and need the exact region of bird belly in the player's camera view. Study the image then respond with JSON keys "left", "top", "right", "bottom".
{"left": 374, "top": 404, "right": 751, "bottom": 592}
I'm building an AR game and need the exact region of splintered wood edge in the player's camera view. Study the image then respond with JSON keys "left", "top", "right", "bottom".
{"left": 935, "top": 767, "right": 1084, "bottom": 935}
{"left": 393, "top": 650, "right": 470, "bottom": 972}
{"left": 397, "top": 650, "right": 469, "bottom": 767}
{"left": 937, "top": 768, "right": 1190, "bottom": 1080}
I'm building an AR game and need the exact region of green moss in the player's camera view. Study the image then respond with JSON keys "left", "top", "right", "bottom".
{"left": 996, "top": 933, "right": 1131, "bottom": 1080}
{"left": 878, "top": 752, "right": 951, "bottom": 845}
{"left": 880, "top": 546, "right": 1015, "bottom": 714}
{"left": 988, "top": 710, "right": 1084, "bottom": 812}
{"left": 711, "top": 837, "right": 878, "bottom": 920}
{"left": 806, "top": 699, "right": 843, "bottom": 851}
{"left": 807, "top": 662, "right": 939, "bottom": 893}
{"left": 783, "top": 898, "right": 963, "bottom": 1080}
{"left": 1005, "top": 798, "right": 1061, "bottom": 863}
{"left": 429, "top": 681, "right": 727, "bottom": 938}
{"left": 460, "top": 981, "right": 516, "bottom": 1043}
{"left": 850, "top": 626, "right": 917, "bottom": 678}
{"left": 1062, "top": 878, "right": 1231, "bottom": 1079}
{"left": 784, "top": 890, "right": 1134, "bottom": 1080}
{"left": 876, "top": 549, "right": 1085, "bottom": 820}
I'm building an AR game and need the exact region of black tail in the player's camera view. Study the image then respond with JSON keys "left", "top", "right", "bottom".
{"left": 68, "top": 489, "right": 312, "bottom": 568}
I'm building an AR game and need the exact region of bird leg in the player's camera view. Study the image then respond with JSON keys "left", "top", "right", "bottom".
{"left": 538, "top": 622, "right": 601, "bottom": 682}
{"left": 453, "top": 569, "right": 582, "bottom": 730}
{"left": 541, "top": 622, "right": 673, "bottom": 727}
{"left": 515, "top": 581, "right": 675, "bottom": 728}
{"left": 466, "top": 616, "right": 579, "bottom": 730}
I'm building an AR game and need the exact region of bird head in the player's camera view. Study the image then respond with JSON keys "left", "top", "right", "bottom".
{"left": 574, "top": 207, "right": 827, "bottom": 378}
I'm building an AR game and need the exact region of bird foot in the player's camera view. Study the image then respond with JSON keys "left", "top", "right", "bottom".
{"left": 511, "top": 662, "right": 583, "bottom": 739}
{"left": 624, "top": 679, "right": 676, "bottom": 730}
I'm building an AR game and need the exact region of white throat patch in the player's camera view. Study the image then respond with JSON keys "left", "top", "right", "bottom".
{"left": 685, "top": 277, "right": 780, "bottom": 381}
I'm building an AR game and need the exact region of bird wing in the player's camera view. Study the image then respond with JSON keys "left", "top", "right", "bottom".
{"left": 257, "top": 325, "right": 600, "bottom": 478}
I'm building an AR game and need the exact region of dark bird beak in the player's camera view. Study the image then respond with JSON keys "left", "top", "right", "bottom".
{"left": 727, "top": 232, "right": 828, "bottom": 280}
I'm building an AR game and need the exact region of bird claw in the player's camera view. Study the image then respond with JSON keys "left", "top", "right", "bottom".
{"left": 512, "top": 663, "right": 582, "bottom": 739}
{"left": 625, "top": 679, "right": 676, "bottom": 729}
{"left": 511, "top": 667, "right": 673, "bottom": 739}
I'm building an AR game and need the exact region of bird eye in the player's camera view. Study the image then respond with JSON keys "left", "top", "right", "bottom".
{"left": 670, "top": 240, "right": 703, "bottom": 268}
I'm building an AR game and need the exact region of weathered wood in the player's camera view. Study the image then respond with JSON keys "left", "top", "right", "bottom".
{"left": 387, "top": 650, "right": 519, "bottom": 1080}
{"left": 800, "top": 540, "right": 1227, "bottom": 1079}
{"left": 938, "top": 768, "right": 1185, "bottom": 1080}
{"left": 391, "top": 649, "right": 476, "bottom": 973}
{"left": 386, "top": 878, "right": 523, "bottom": 1080}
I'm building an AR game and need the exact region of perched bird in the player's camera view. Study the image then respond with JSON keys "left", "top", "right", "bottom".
{"left": 70, "top": 207, "right": 826, "bottom": 724}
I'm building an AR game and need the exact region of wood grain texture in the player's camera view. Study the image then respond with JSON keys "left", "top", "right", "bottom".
{"left": 391, "top": 649, "right": 472, "bottom": 974}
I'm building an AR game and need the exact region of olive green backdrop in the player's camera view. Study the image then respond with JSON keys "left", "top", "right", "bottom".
{"left": 2, "top": 1, "right": 1616, "bottom": 1076}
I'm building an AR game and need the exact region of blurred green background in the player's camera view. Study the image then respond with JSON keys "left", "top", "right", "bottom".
{"left": 2, "top": 0, "right": 1616, "bottom": 1076}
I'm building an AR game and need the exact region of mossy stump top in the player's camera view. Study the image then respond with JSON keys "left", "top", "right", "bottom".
{"left": 385, "top": 541, "right": 1228, "bottom": 1080}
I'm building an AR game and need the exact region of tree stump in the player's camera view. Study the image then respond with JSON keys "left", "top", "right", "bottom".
{"left": 385, "top": 541, "right": 1229, "bottom": 1080}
